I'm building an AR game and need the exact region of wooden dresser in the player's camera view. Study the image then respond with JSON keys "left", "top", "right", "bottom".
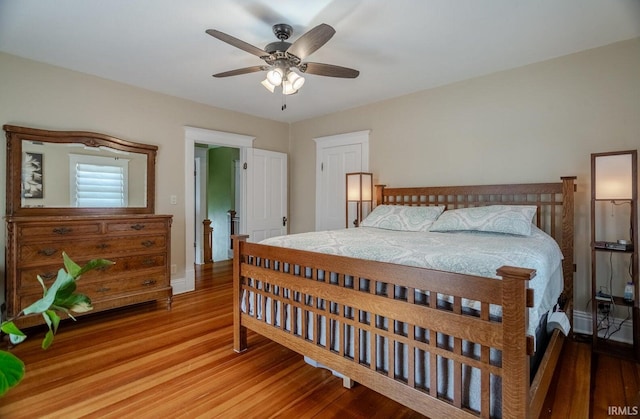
{"left": 5, "top": 214, "right": 172, "bottom": 328}
{"left": 3, "top": 125, "right": 173, "bottom": 329}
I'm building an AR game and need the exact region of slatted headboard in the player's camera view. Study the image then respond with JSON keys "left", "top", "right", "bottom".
{"left": 375, "top": 176, "right": 577, "bottom": 316}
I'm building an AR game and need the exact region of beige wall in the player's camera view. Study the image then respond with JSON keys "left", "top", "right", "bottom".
{"left": 289, "top": 38, "right": 640, "bottom": 311}
{"left": 0, "top": 52, "right": 290, "bottom": 287}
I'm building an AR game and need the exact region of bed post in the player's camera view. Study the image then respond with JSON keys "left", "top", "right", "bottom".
{"left": 560, "top": 176, "right": 576, "bottom": 321}
{"left": 497, "top": 265, "right": 535, "bottom": 419}
{"left": 232, "top": 234, "right": 249, "bottom": 353}
{"left": 374, "top": 184, "right": 386, "bottom": 207}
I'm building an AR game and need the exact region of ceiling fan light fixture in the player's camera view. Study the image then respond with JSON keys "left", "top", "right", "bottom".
{"left": 287, "top": 71, "right": 305, "bottom": 91}
{"left": 261, "top": 78, "right": 276, "bottom": 93}
{"left": 282, "top": 79, "right": 298, "bottom": 95}
{"left": 207, "top": 23, "right": 359, "bottom": 109}
{"left": 266, "top": 67, "right": 284, "bottom": 86}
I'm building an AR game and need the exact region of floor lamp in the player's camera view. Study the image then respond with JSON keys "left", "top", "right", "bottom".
{"left": 346, "top": 172, "right": 373, "bottom": 228}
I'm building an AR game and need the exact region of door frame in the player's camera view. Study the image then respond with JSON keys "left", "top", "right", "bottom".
{"left": 314, "top": 130, "right": 370, "bottom": 230}
{"left": 193, "top": 154, "right": 204, "bottom": 265}
{"left": 183, "top": 126, "right": 254, "bottom": 293}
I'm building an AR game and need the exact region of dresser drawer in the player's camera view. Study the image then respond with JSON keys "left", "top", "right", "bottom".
{"left": 105, "top": 219, "right": 169, "bottom": 234}
{"left": 18, "top": 254, "right": 167, "bottom": 291}
{"left": 18, "top": 235, "right": 168, "bottom": 266}
{"left": 17, "top": 221, "right": 103, "bottom": 241}
{"left": 19, "top": 272, "right": 168, "bottom": 309}
{"left": 82, "top": 273, "right": 168, "bottom": 298}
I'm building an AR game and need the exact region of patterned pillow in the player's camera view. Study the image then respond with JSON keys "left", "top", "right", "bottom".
{"left": 429, "top": 205, "right": 537, "bottom": 236}
{"left": 360, "top": 205, "right": 445, "bottom": 232}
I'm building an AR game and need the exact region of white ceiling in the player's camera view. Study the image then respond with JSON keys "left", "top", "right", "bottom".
{"left": 1, "top": 0, "right": 639, "bottom": 123}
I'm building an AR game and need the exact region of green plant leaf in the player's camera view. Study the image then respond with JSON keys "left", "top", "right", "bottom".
{"left": 41, "top": 311, "right": 55, "bottom": 350}
{"left": 62, "top": 252, "right": 82, "bottom": 278}
{"left": 52, "top": 277, "right": 77, "bottom": 305}
{"left": 46, "top": 310, "right": 60, "bottom": 335}
{"left": 0, "top": 350, "right": 25, "bottom": 397}
{"left": 52, "top": 294, "right": 93, "bottom": 313}
{"left": 24, "top": 270, "right": 73, "bottom": 315}
{"left": 42, "top": 329, "right": 54, "bottom": 350}
{"left": 56, "top": 294, "right": 93, "bottom": 313}
{"left": 36, "top": 275, "right": 46, "bottom": 295}
{"left": 63, "top": 252, "right": 114, "bottom": 280}
{"left": 76, "top": 258, "right": 114, "bottom": 278}
{"left": 0, "top": 321, "right": 25, "bottom": 337}
{"left": 1, "top": 321, "right": 27, "bottom": 345}
{"left": 9, "top": 334, "right": 27, "bottom": 345}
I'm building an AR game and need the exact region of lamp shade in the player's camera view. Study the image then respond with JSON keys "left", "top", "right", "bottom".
{"left": 282, "top": 79, "right": 297, "bottom": 95}
{"left": 261, "top": 78, "right": 276, "bottom": 93}
{"left": 595, "top": 153, "right": 633, "bottom": 200}
{"left": 287, "top": 71, "right": 305, "bottom": 90}
{"left": 266, "top": 68, "right": 284, "bottom": 86}
{"left": 346, "top": 172, "right": 373, "bottom": 202}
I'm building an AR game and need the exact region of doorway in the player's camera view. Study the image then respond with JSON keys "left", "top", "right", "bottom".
{"left": 194, "top": 145, "right": 240, "bottom": 264}
{"left": 183, "top": 127, "right": 255, "bottom": 293}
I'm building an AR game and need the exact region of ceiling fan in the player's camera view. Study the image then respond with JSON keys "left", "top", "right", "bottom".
{"left": 206, "top": 23, "right": 359, "bottom": 95}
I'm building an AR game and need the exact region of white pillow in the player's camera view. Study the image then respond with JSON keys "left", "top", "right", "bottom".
{"left": 361, "top": 205, "right": 445, "bottom": 232}
{"left": 429, "top": 205, "right": 537, "bottom": 236}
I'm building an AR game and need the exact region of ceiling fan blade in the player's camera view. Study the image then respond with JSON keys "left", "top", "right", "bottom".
{"left": 302, "top": 62, "right": 360, "bottom": 78}
{"left": 206, "top": 29, "right": 267, "bottom": 58}
{"left": 213, "top": 66, "right": 266, "bottom": 78}
{"left": 286, "top": 23, "right": 336, "bottom": 60}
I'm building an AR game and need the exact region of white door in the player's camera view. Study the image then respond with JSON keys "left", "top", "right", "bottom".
{"left": 315, "top": 131, "right": 370, "bottom": 231}
{"left": 318, "top": 144, "right": 363, "bottom": 230}
{"left": 244, "top": 148, "right": 288, "bottom": 242}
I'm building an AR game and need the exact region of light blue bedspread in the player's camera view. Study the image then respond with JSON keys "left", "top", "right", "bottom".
{"left": 261, "top": 225, "right": 564, "bottom": 338}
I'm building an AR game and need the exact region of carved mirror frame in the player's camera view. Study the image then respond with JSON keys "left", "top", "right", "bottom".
{"left": 4, "top": 125, "right": 157, "bottom": 216}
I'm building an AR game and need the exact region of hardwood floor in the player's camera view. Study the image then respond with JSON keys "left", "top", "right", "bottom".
{"left": 0, "top": 260, "right": 637, "bottom": 418}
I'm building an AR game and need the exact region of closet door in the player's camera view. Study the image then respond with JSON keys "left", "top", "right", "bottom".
{"left": 315, "top": 131, "right": 370, "bottom": 231}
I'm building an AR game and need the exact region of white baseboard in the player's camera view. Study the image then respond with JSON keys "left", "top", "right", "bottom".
{"left": 573, "top": 309, "right": 633, "bottom": 344}
{"left": 171, "top": 268, "right": 195, "bottom": 295}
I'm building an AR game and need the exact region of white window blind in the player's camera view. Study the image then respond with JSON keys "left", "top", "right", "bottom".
{"left": 70, "top": 154, "right": 129, "bottom": 207}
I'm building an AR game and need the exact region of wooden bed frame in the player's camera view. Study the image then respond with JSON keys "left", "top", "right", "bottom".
{"left": 232, "top": 177, "right": 576, "bottom": 418}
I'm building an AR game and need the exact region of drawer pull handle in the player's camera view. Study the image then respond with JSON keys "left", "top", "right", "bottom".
{"left": 53, "top": 227, "right": 72, "bottom": 235}
{"left": 141, "top": 240, "right": 155, "bottom": 248}
{"left": 39, "top": 272, "right": 56, "bottom": 281}
{"left": 96, "top": 287, "right": 111, "bottom": 293}
{"left": 142, "top": 258, "right": 155, "bottom": 266}
{"left": 131, "top": 224, "right": 146, "bottom": 230}
{"left": 97, "top": 243, "right": 109, "bottom": 250}
{"left": 38, "top": 248, "right": 57, "bottom": 257}
{"left": 142, "top": 279, "right": 157, "bottom": 287}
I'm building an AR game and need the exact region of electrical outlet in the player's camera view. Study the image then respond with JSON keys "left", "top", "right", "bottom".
{"left": 171, "top": 264, "right": 177, "bottom": 274}
{"left": 170, "top": 195, "right": 177, "bottom": 205}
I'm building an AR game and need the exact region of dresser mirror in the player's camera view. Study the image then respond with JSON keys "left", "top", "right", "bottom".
{"left": 4, "top": 125, "right": 157, "bottom": 216}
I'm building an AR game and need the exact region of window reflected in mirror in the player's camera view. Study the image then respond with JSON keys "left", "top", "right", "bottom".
{"left": 20, "top": 141, "right": 147, "bottom": 209}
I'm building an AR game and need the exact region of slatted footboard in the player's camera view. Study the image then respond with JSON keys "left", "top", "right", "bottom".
{"left": 233, "top": 237, "right": 536, "bottom": 418}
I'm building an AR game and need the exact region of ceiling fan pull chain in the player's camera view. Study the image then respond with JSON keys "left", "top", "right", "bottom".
{"left": 281, "top": 88, "right": 287, "bottom": 111}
